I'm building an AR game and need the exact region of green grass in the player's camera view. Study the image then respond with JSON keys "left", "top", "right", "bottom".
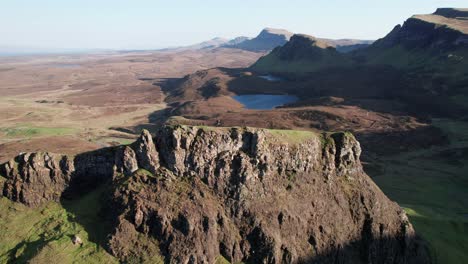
{"left": 0, "top": 187, "right": 118, "bottom": 264}
{"left": 177, "top": 125, "right": 320, "bottom": 145}
{"left": 365, "top": 45, "right": 468, "bottom": 78}
{"left": 0, "top": 125, "right": 77, "bottom": 138}
{"left": 252, "top": 51, "right": 351, "bottom": 74}
{"left": 215, "top": 256, "right": 231, "bottom": 264}
{"left": 371, "top": 119, "right": 468, "bottom": 264}
{"left": 404, "top": 206, "right": 468, "bottom": 264}
{"left": 267, "top": 129, "right": 318, "bottom": 144}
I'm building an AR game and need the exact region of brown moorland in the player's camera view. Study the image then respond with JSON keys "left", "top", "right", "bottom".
{"left": 0, "top": 48, "right": 263, "bottom": 162}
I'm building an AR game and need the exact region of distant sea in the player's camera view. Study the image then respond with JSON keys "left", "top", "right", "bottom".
{"left": 0, "top": 49, "right": 114, "bottom": 57}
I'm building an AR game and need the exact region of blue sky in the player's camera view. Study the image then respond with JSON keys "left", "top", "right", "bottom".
{"left": 1, "top": 0, "right": 467, "bottom": 50}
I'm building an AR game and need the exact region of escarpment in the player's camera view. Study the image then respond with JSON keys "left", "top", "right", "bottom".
{"left": 0, "top": 126, "right": 431, "bottom": 263}
{"left": 372, "top": 8, "right": 468, "bottom": 50}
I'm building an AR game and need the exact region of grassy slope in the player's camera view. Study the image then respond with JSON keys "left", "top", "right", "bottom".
{"left": 0, "top": 125, "right": 78, "bottom": 138}
{"left": 252, "top": 54, "right": 351, "bottom": 73}
{"left": 0, "top": 187, "right": 118, "bottom": 264}
{"left": 365, "top": 44, "right": 468, "bottom": 76}
{"left": 372, "top": 119, "right": 468, "bottom": 264}
{"left": 252, "top": 51, "right": 351, "bottom": 74}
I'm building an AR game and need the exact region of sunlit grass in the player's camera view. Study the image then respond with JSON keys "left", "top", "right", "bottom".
{"left": 0, "top": 125, "right": 77, "bottom": 138}
{"left": 0, "top": 188, "right": 117, "bottom": 264}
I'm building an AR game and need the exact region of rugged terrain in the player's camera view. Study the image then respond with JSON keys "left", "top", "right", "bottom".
{"left": 0, "top": 48, "right": 263, "bottom": 163}
{"left": 0, "top": 126, "right": 430, "bottom": 263}
{"left": 0, "top": 7, "right": 467, "bottom": 264}
{"left": 251, "top": 8, "right": 468, "bottom": 115}
{"left": 145, "top": 8, "right": 468, "bottom": 263}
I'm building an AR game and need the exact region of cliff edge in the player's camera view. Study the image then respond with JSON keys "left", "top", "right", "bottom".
{"left": 0, "top": 126, "right": 431, "bottom": 263}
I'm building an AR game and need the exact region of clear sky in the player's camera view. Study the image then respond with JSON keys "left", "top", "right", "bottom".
{"left": 1, "top": 0, "right": 467, "bottom": 50}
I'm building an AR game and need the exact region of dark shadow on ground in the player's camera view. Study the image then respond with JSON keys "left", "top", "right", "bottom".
{"left": 60, "top": 183, "right": 116, "bottom": 258}
{"left": 293, "top": 236, "right": 431, "bottom": 264}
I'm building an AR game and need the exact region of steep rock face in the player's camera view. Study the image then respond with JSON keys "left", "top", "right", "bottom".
{"left": 0, "top": 146, "right": 126, "bottom": 206}
{"left": 0, "top": 153, "right": 73, "bottom": 207}
{"left": 373, "top": 18, "right": 466, "bottom": 50}
{"left": 370, "top": 8, "right": 467, "bottom": 50}
{"left": 359, "top": 8, "right": 468, "bottom": 116}
{"left": 0, "top": 126, "right": 431, "bottom": 263}
{"left": 131, "top": 129, "right": 160, "bottom": 174}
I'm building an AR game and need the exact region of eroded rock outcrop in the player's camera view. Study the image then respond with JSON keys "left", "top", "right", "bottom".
{"left": 0, "top": 152, "right": 74, "bottom": 207}
{"left": 0, "top": 126, "right": 431, "bottom": 263}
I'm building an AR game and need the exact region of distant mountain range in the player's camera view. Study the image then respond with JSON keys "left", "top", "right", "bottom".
{"left": 164, "top": 27, "right": 373, "bottom": 53}
{"left": 1, "top": 28, "right": 374, "bottom": 56}
{"left": 253, "top": 8, "right": 468, "bottom": 73}
{"left": 251, "top": 8, "right": 468, "bottom": 116}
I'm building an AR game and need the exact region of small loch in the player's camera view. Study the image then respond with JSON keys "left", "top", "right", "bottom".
{"left": 259, "top": 75, "right": 284, "bottom": 82}
{"left": 232, "top": 94, "right": 298, "bottom": 110}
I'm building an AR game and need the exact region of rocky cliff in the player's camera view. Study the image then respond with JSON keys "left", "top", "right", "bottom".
{"left": 371, "top": 8, "right": 467, "bottom": 50}
{"left": 0, "top": 126, "right": 430, "bottom": 263}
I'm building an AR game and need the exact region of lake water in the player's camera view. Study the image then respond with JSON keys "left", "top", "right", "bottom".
{"left": 259, "top": 75, "right": 284, "bottom": 82}
{"left": 232, "top": 94, "right": 298, "bottom": 110}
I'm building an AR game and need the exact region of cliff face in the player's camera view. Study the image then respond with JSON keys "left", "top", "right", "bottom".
{"left": 0, "top": 126, "right": 430, "bottom": 263}
{"left": 368, "top": 8, "right": 467, "bottom": 56}
{"left": 372, "top": 17, "right": 467, "bottom": 50}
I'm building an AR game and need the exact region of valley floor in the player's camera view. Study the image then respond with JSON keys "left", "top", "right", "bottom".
{"left": 0, "top": 49, "right": 262, "bottom": 163}
{"left": 370, "top": 119, "right": 468, "bottom": 264}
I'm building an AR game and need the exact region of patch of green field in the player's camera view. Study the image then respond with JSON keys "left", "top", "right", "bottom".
{"left": 179, "top": 125, "right": 319, "bottom": 145}
{"left": 0, "top": 187, "right": 118, "bottom": 264}
{"left": 371, "top": 119, "right": 468, "bottom": 264}
{"left": 404, "top": 206, "right": 468, "bottom": 264}
{"left": 0, "top": 125, "right": 77, "bottom": 138}
{"left": 267, "top": 129, "right": 318, "bottom": 144}
{"left": 215, "top": 256, "right": 231, "bottom": 264}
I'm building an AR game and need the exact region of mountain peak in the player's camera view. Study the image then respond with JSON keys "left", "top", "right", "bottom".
{"left": 223, "top": 28, "right": 294, "bottom": 52}
{"left": 261, "top": 27, "right": 294, "bottom": 37}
